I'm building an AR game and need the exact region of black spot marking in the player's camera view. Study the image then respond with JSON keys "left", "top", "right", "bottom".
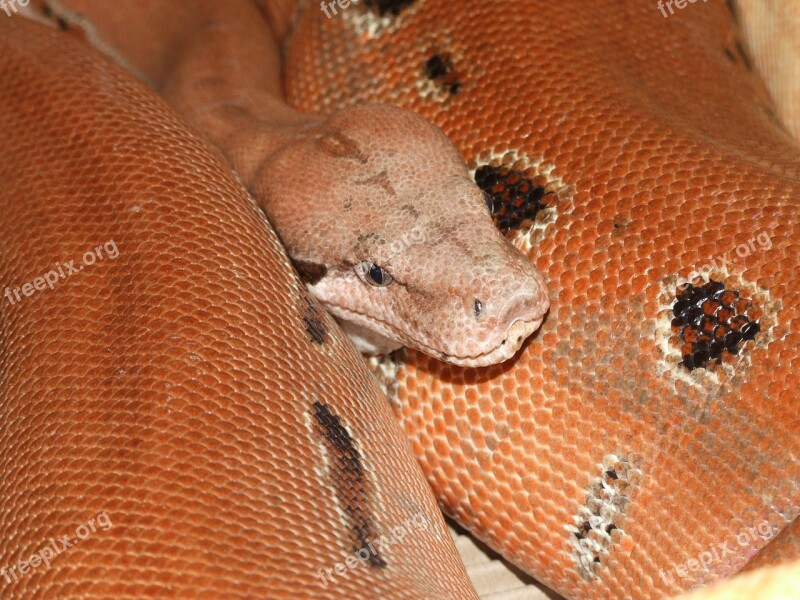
{"left": 293, "top": 259, "right": 328, "bottom": 286}
{"left": 725, "top": 0, "right": 740, "bottom": 24}
{"left": 364, "top": 0, "right": 416, "bottom": 16}
{"left": 671, "top": 280, "right": 760, "bottom": 371}
{"left": 724, "top": 40, "right": 753, "bottom": 71}
{"left": 734, "top": 39, "right": 753, "bottom": 71}
{"left": 302, "top": 297, "right": 327, "bottom": 344}
{"left": 574, "top": 521, "right": 591, "bottom": 540}
{"left": 475, "top": 165, "right": 554, "bottom": 235}
{"left": 424, "top": 53, "right": 462, "bottom": 96}
{"left": 612, "top": 215, "right": 632, "bottom": 232}
{"left": 312, "top": 402, "right": 386, "bottom": 568}
{"left": 38, "top": 3, "right": 70, "bottom": 30}
{"left": 721, "top": 1, "right": 754, "bottom": 71}
{"left": 571, "top": 454, "right": 640, "bottom": 580}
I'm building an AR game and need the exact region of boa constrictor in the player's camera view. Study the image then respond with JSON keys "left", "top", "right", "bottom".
{"left": 0, "top": 0, "right": 798, "bottom": 599}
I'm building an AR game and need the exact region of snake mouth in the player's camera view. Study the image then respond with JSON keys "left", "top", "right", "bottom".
{"left": 325, "top": 298, "right": 544, "bottom": 368}
{"left": 436, "top": 316, "right": 544, "bottom": 368}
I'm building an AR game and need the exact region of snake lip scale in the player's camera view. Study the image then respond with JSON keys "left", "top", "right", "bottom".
{"left": 324, "top": 297, "right": 547, "bottom": 367}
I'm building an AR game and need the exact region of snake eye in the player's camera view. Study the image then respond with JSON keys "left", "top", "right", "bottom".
{"left": 356, "top": 261, "right": 393, "bottom": 287}
{"left": 482, "top": 191, "right": 494, "bottom": 215}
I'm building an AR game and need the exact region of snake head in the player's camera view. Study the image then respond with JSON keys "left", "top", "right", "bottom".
{"left": 257, "top": 104, "right": 549, "bottom": 367}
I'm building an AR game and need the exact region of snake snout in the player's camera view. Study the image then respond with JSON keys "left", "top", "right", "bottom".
{"left": 498, "top": 291, "right": 549, "bottom": 337}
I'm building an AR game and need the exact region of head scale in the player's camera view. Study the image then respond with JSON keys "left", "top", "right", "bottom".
{"left": 258, "top": 104, "right": 549, "bottom": 367}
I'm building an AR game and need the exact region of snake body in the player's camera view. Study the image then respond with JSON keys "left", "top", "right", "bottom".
{"left": 0, "top": 16, "right": 479, "bottom": 599}
{"left": 0, "top": 1, "right": 798, "bottom": 599}
{"left": 284, "top": 0, "right": 800, "bottom": 598}
{"left": 32, "top": 0, "right": 549, "bottom": 368}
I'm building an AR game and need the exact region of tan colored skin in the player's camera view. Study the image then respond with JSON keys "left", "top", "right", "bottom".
{"left": 40, "top": 0, "right": 549, "bottom": 368}
{"left": 676, "top": 558, "right": 800, "bottom": 600}
{"left": 736, "top": 0, "right": 800, "bottom": 142}
{"left": 260, "top": 105, "right": 549, "bottom": 365}
{"left": 284, "top": 1, "right": 800, "bottom": 599}
{"left": 8, "top": 1, "right": 799, "bottom": 599}
{"left": 0, "top": 16, "right": 480, "bottom": 600}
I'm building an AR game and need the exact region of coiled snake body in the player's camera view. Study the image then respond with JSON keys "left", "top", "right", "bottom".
{"left": 0, "top": 1, "right": 798, "bottom": 599}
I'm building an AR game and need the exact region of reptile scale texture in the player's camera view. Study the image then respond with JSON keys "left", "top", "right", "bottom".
{"left": 0, "top": 0, "right": 797, "bottom": 599}
{"left": 0, "top": 16, "right": 478, "bottom": 600}
{"left": 284, "top": 0, "right": 800, "bottom": 598}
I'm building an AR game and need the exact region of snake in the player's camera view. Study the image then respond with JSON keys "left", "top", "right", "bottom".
{"left": 0, "top": 0, "right": 798, "bottom": 599}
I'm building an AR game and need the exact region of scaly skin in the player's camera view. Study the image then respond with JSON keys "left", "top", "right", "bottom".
{"left": 5, "top": 1, "right": 799, "bottom": 599}
{"left": 0, "top": 17, "right": 480, "bottom": 599}
{"left": 677, "top": 558, "right": 800, "bottom": 600}
{"left": 36, "top": 0, "right": 549, "bottom": 368}
{"left": 284, "top": 0, "right": 800, "bottom": 598}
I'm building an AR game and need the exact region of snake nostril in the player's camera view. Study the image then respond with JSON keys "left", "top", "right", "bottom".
{"left": 499, "top": 293, "right": 542, "bottom": 329}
